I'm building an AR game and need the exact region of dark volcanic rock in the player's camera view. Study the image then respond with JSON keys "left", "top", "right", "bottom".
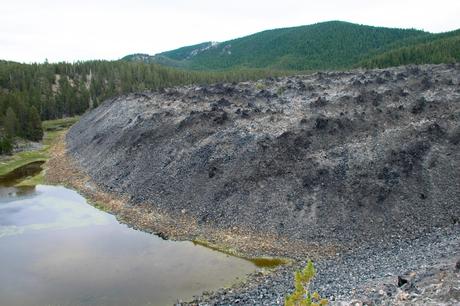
{"left": 67, "top": 64, "right": 460, "bottom": 246}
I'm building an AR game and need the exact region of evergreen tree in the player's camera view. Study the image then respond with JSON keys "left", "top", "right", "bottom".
{"left": 3, "top": 107, "right": 18, "bottom": 137}
{"left": 0, "top": 25, "right": 456, "bottom": 151}
{"left": 26, "top": 106, "right": 43, "bottom": 141}
{"left": 0, "top": 137, "right": 13, "bottom": 154}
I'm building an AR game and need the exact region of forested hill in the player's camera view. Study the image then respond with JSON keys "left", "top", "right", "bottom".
{"left": 123, "top": 21, "right": 460, "bottom": 70}
{"left": 123, "top": 21, "right": 430, "bottom": 70}
{"left": 2, "top": 20, "right": 459, "bottom": 153}
{"left": 0, "top": 60, "right": 281, "bottom": 152}
{"left": 123, "top": 42, "right": 217, "bottom": 67}
{"left": 360, "top": 29, "right": 460, "bottom": 68}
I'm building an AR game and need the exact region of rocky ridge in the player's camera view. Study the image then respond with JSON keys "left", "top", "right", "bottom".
{"left": 66, "top": 64, "right": 460, "bottom": 305}
{"left": 67, "top": 64, "right": 460, "bottom": 248}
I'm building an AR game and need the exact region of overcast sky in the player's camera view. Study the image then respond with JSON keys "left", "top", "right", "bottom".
{"left": 2, "top": 0, "right": 460, "bottom": 63}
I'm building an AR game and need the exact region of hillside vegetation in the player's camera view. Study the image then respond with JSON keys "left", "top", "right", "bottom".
{"left": 361, "top": 32, "right": 460, "bottom": 68}
{"left": 2, "top": 21, "right": 459, "bottom": 152}
{"left": 124, "top": 21, "right": 459, "bottom": 70}
{"left": 0, "top": 60, "right": 283, "bottom": 151}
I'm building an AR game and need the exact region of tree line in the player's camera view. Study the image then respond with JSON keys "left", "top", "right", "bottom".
{"left": 0, "top": 60, "right": 283, "bottom": 153}
{"left": 360, "top": 35, "right": 460, "bottom": 68}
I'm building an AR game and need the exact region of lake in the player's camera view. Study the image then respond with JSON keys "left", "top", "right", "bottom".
{"left": 0, "top": 162, "right": 258, "bottom": 306}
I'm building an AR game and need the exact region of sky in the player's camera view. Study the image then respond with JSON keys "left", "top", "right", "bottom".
{"left": 2, "top": 0, "right": 460, "bottom": 63}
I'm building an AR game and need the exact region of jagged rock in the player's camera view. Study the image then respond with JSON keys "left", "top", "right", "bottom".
{"left": 397, "top": 276, "right": 409, "bottom": 287}
{"left": 67, "top": 64, "right": 460, "bottom": 246}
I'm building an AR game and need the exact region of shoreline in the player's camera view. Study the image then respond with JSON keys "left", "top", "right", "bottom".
{"left": 6, "top": 116, "right": 458, "bottom": 305}
{"left": 43, "top": 131, "right": 337, "bottom": 303}
{"left": 45, "top": 132, "right": 339, "bottom": 261}
{"left": 44, "top": 128, "right": 460, "bottom": 305}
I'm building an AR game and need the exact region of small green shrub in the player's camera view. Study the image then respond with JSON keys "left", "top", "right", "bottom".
{"left": 277, "top": 86, "right": 286, "bottom": 95}
{"left": 256, "top": 82, "right": 266, "bottom": 90}
{"left": 0, "top": 137, "right": 13, "bottom": 155}
{"left": 285, "top": 260, "right": 328, "bottom": 306}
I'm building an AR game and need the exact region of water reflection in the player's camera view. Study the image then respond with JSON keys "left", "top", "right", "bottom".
{"left": 0, "top": 186, "right": 108, "bottom": 238}
{"left": 0, "top": 173, "right": 257, "bottom": 306}
{"left": 0, "top": 161, "right": 44, "bottom": 187}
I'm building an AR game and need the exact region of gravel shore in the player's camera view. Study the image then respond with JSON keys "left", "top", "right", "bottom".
{"left": 47, "top": 133, "right": 460, "bottom": 305}
{"left": 187, "top": 225, "right": 459, "bottom": 305}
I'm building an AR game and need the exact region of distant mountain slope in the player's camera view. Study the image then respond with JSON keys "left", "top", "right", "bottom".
{"left": 361, "top": 30, "right": 460, "bottom": 68}
{"left": 123, "top": 21, "right": 432, "bottom": 70}
{"left": 122, "top": 42, "right": 218, "bottom": 67}
{"left": 121, "top": 53, "right": 155, "bottom": 63}
{"left": 157, "top": 41, "right": 218, "bottom": 60}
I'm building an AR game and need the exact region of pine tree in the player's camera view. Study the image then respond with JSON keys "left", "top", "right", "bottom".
{"left": 3, "top": 107, "right": 18, "bottom": 137}
{"left": 0, "top": 137, "right": 13, "bottom": 154}
{"left": 26, "top": 106, "right": 43, "bottom": 141}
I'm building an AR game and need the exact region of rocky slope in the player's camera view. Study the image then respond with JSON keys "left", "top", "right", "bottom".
{"left": 188, "top": 225, "right": 460, "bottom": 305}
{"left": 66, "top": 63, "right": 460, "bottom": 305}
{"left": 67, "top": 64, "right": 459, "bottom": 248}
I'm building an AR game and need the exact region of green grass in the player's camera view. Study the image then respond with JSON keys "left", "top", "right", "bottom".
{"left": 15, "top": 171, "right": 45, "bottom": 187}
{"left": 0, "top": 116, "right": 79, "bottom": 178}
{"left": 0, "top": 150, "right": 48, "bottom": 176}
{"left": 42, "top": 116, "right": 80, "bottom": 131}
{"left": 92, "top": 201, "right": 111, "bottom": 212}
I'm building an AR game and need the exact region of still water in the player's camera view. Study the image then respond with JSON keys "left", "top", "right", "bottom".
{"left": 0, "top": 163, "right": 257, "bottom": 306}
